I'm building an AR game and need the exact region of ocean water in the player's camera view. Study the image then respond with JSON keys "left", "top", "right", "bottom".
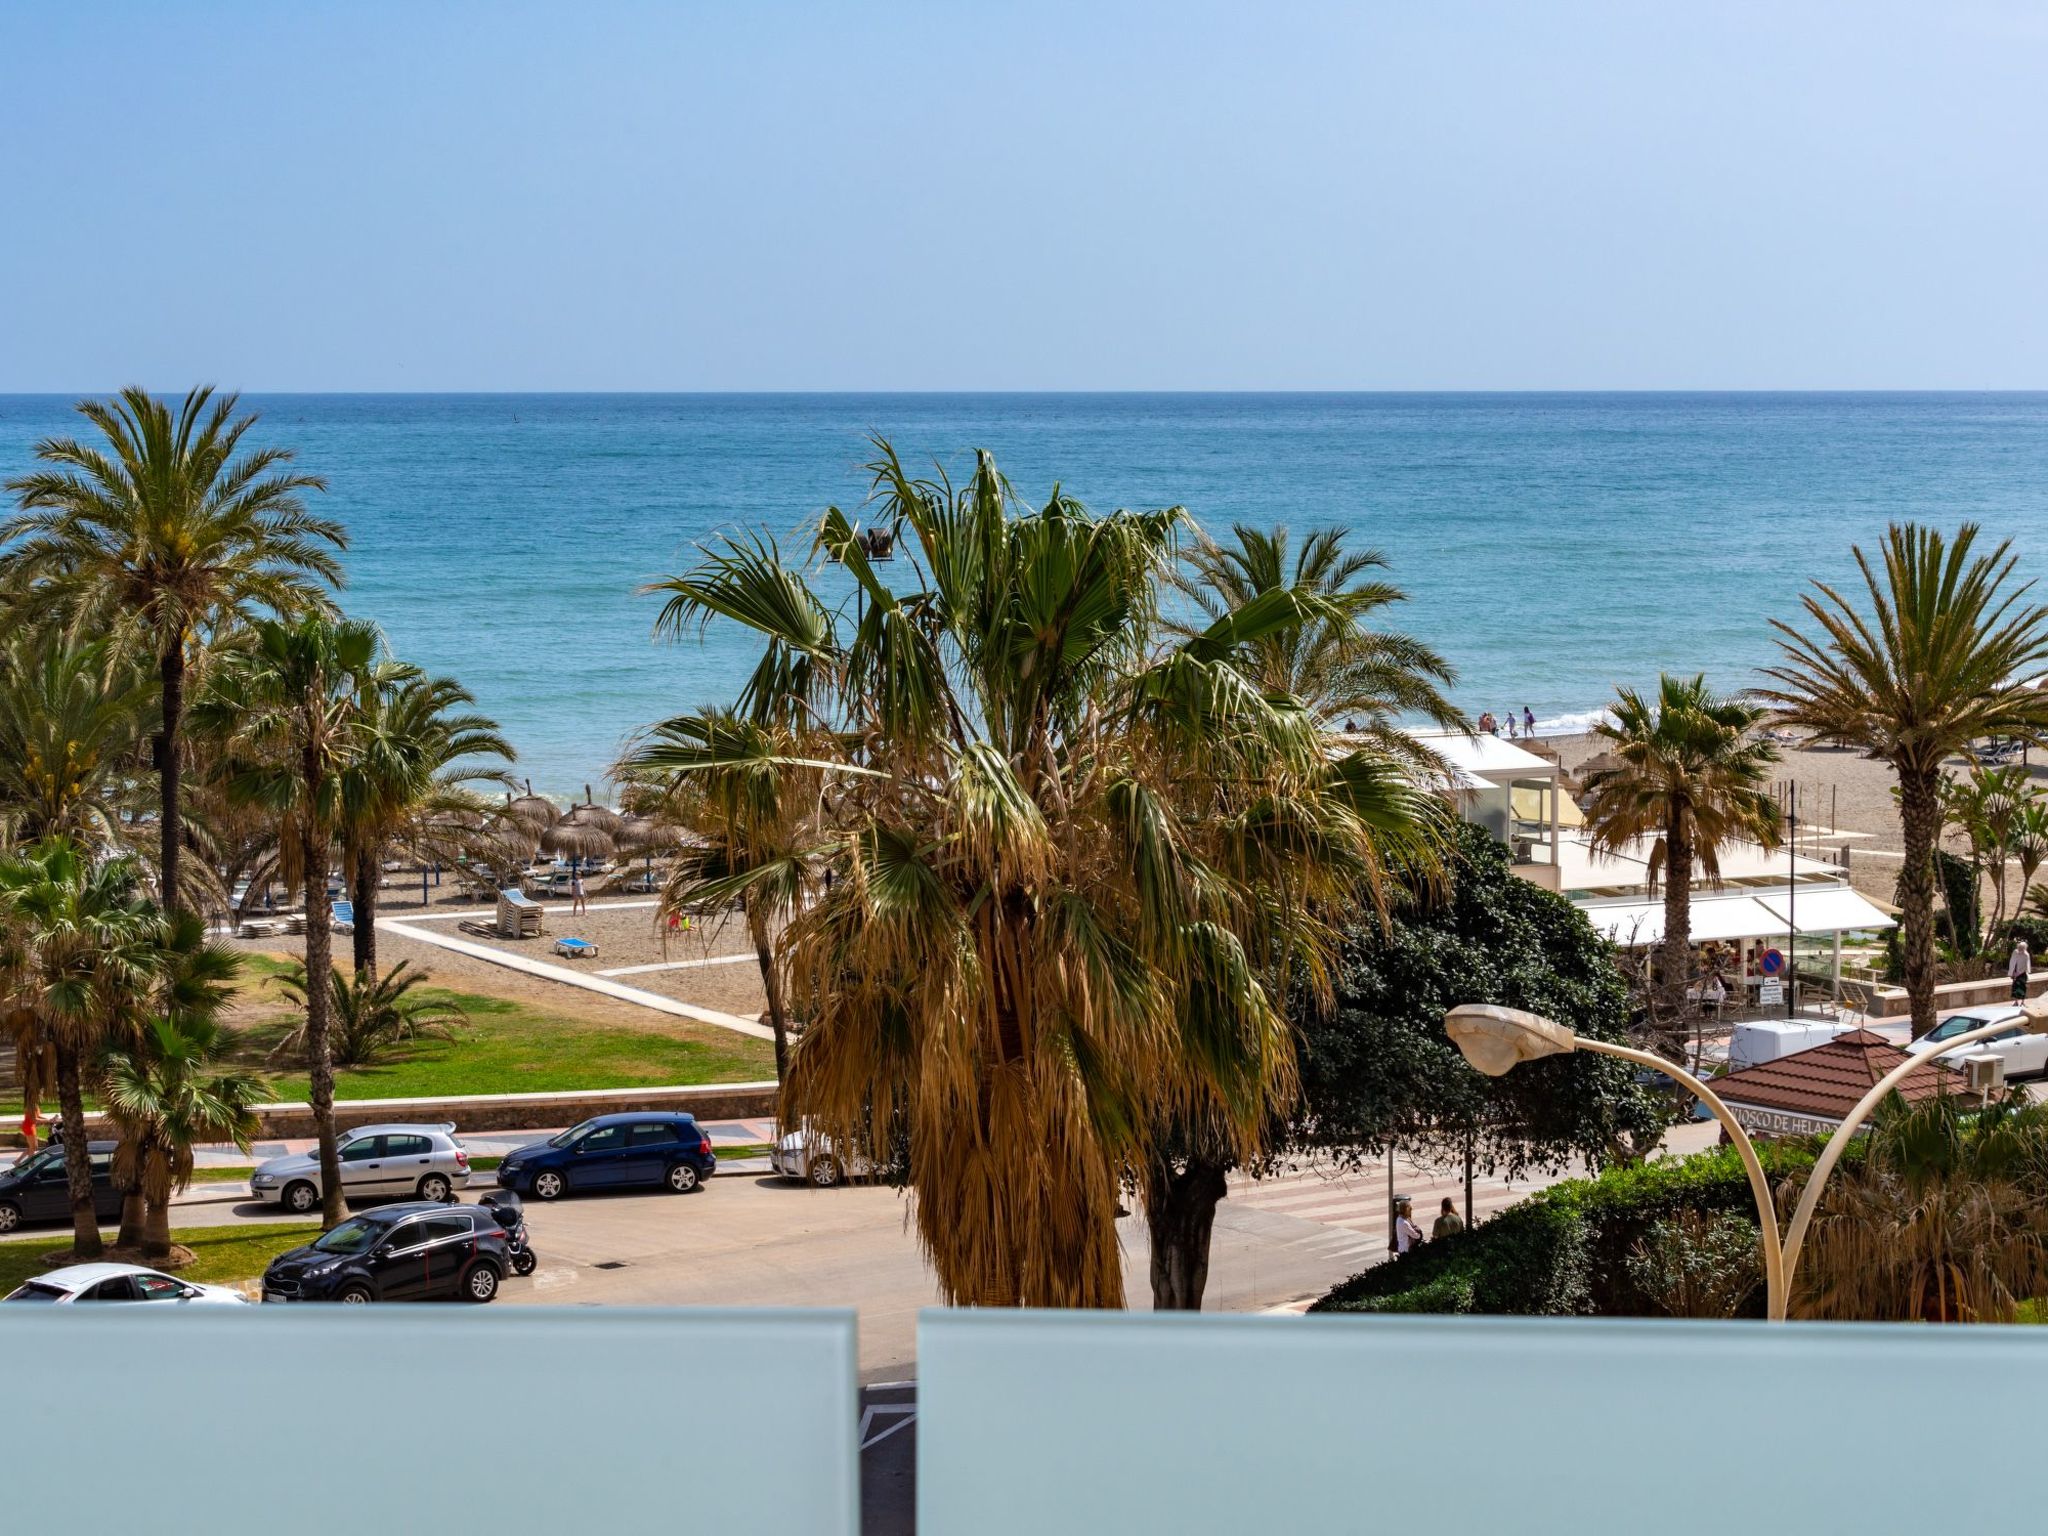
{"left": 4, "top": 392, "right": 2048, "bottom": 797}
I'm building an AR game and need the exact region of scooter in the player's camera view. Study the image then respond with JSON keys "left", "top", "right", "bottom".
{"left": 479, "top": 1189, "right": 539, "bottom": 1277}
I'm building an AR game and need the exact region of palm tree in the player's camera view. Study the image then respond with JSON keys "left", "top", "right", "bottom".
{"left": 193, "top": 615, "right": 379, "bottom": 1228}
{"left": 0, "top": 628, "right": 156, "bottom": 851}
{"left": 1169, "top": 523, "right": 1464, "bottom": 760}
{"left": 1761, "top": 524, "right": 2048, "bottom": 1038}
{"left": 639, "top": 440, "right": 1440, "bottom": 1308}
{"left": 619, "top": 709, "right": 824, "bottom": 1084}
{"left": 1791, "top": 1090, "right": 2048, "bottom": 1322}
{"left": 1579, "top": 674, "right": 1781, "bottom": 1024}
{"left": 340, "top": 670, "right": 513, "bottom": 978}
{"left": 100, "top": 912, "right": 264, "bottom": 1262}
{"left": 2013, "top": 800, "right": 2048, "bottom": 926}
{"left": 0, "top": 840, "right": 160, "bottom": 1258}
{"left": 274, "top": 960, "right": 465, "bottom": 1068}
{"left": 0, "top": 386, "right": 343, "bottom": 912}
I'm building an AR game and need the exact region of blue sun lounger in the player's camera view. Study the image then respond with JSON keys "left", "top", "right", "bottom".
{"left": 331, "top": 900, "right": 356, "bottom": 934}
{"left": 554, "top": 937, "right": 599, "bottom": 960}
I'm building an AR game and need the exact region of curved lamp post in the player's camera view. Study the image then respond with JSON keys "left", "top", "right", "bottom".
{"left": 1442, "top": 1001, "right": 2048, "bottom": 1323}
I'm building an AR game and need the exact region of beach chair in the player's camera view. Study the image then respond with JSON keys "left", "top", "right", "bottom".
{"left": 553, "top": 937, "right": 599, "bottom": 960}
{"left": 496, "top": 889, "right": 545, "bottom": 939}
{"left": 331, "top": 900, "right": 356, "bottom": 935}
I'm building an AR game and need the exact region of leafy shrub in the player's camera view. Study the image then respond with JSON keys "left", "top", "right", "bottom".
{"left": 1625, "top": 1210, "right": 1763, "bottom": 1319}
{"left": 275, "top": 961, "right": 467, "bottom": 1068}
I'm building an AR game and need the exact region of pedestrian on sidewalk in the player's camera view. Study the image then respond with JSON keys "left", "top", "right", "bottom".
{"left": 1392, "top": 1196, "right": 1424, "bottom": 1255}
{"left": 1432, "top": 1197, "right": 1465, "bottom": 1240}
{"left": 2011, "top": 936, "right": 2032, "bottom": 1002}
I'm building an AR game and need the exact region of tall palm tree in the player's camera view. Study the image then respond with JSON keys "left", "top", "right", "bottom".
{"left": 0, "top": 628, "right": 156, "bottom": 850}
{"left": 1579, "top": 674, "right": 1781, "bottom": 1023}
{"left": 100, "top": 912, "right": 264, "bottom": 1262}
{"left": 340, "top": 670, "right": 513, "bottom": 978}
{"left": 1761, "top": 524, "right": 2048, "bottom": 1038}
{"left": 193, "top": 615, "right": 379, "bottom": 1228}
{"left": 0, "top": 387, "right": 344, "bottom": 912}
{"left": 2013, "top": 799, "right": 2048, "bottom": 928}
{"left": 1169, "top": 523, "right": 1464, "bottom": 760}
{"left": 640, "top": 440, "right": 1440, "bottom": 1308}
{"left": 0, "top": 840, "right": 159, "bottom": 1258}
{"left": 620, "top": 709, "right": 825, "bottom": 1084}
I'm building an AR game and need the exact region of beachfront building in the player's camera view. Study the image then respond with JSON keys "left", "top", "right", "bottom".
{"left": 1409, "top": 728, "right": 1895, "bottom": 1007}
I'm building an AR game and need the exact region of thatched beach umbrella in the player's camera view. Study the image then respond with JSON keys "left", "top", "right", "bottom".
{"left": 504, "top": 792, "right": 560, "bottom": 833}
{"left": 614, "top": 813, "right": 684, "bottom": 884}
{"left": 541, "top": 818, "right": 615, "bottom": 869}
{"left": 565, "top": 790, "right": 621, "bottom": 833}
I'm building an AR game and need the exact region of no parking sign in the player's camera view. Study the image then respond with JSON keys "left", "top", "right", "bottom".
{"left": 1759, "top": 948, "right": 1786, "bottom": 976}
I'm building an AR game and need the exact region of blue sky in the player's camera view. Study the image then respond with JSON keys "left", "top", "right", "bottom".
{"left": 4, "top": 1, "right": 2047, "bottom": 390}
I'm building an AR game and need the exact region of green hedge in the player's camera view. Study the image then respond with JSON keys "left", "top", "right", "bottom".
{"left": 1311, "top": 1140, "right": 1841, "bottom": 1318}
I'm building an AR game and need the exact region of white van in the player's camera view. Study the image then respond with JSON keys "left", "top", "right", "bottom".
{"left": 1726, "top": 1019, "right": 1851, "bottom": 1072}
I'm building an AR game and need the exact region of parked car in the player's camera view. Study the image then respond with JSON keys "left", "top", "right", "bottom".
{"left": 1726, "top": 1019, "right": 1852, "bottom": 1072}
{"left": 1905, "top": 1006, "right": 2048, "bottom": 1078}
{"left": 4, "top": 1263, "right": 249, "bottom": 1306}
{"left": 495, "top": 1113, "right": 715, "bottom": 1200}
{"left": 261, "top": 1201, "right": 510, "bottom": 1304}
{"left": 0, "top": 1142, "right": 125, "bottom": 1234}
{"left": 249, "top": 1123, "right": 472, "bottom": 1213}
{"left": 769, "top": 1127, "right": 881, "bottom": 1189}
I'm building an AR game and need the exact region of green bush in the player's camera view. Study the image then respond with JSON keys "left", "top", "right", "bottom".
{"left": 1311, "top": 1140, "right": 1837, "bottom": 1318}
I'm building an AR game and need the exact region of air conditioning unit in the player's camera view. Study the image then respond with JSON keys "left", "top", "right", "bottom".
{"left": 1962, "top": 1053, "right": 2006, "bottom": 1093}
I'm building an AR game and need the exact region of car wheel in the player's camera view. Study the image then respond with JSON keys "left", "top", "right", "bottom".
{"left": 463, "top": 1263, "right": 501, "bottom": 1303}
{"left": 417, "top": 1173, "right": 452, "bottom": 1202}
{"left": 338, "top": 1284, "right": 374, "bottom": 1305}
{"left": 283, "top": 1181, "right": 319, "bottom": 1214}
{"left": 809, "top": 1155, "right": 843, "bottom": 1189}
{"left": 0, "top": 1201, "right": 19, "bottom": 1234}
{"left": 532, "top": 1170, "right": 566, "bottom": 1201}
{"left": 665, "top": 1162, "right": 699, "bottom": 1194}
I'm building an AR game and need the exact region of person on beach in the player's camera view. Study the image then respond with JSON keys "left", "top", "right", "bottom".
{"left": 1523, "top": 706, "right": 1536, "bottom": 737}
{"left": 570, "top": 868, "right": 587, "bottom": 917}
{"left": 1504, "top": 712, "right": 1518, "bottom": 739}
{"left": 1478, "top": 711, "right": 1497, "bottom": 735}
{"left": 2011, "top": 937, "right": 2032, "bottom": 1001}
{"left": 1392, "top": 1197, "right": 1424, "bottom": 1255}
{"left": 1433, "top": 1197, "right": 1465, "bottom": 1240}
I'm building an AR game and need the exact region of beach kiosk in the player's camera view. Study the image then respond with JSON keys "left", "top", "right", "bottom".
{"left": 1709, "top": 1030, "right": 1970, "bottom": 1140}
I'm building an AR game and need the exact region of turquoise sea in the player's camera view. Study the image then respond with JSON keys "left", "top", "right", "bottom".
{"left": 4, "top": 392, "right": 2048, "bottom": 797}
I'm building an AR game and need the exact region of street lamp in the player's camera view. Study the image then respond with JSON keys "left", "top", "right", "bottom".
{"left": 1442, "top": 1001, "right": 2048, "bottom": 1323}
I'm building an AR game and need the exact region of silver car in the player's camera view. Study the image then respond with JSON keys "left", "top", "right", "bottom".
{"left": 249, "top": 1124, "right": 472, "bottom": 1213}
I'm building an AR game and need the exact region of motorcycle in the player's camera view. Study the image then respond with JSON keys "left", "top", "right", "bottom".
{"left": 479, "top": 1189, "right": 539, "bottom": 1277}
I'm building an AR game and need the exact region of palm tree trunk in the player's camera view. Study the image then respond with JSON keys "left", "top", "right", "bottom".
{"left": 157, "top": 638, "right": 185, "bottom": 914}
{"left": 140, "top": 1192, "right": 173, "bottom": 1264}
{"left": 351, "top": 842, "right": 378, "bottom": 979}
{"left": 302, "top": 784, "right": 346, "bottom": 1229}
{"left": 1145, "top": 1153, "right": 1229, "bottom": 1310}
{"left": 116, "top": 1183, "right": 145, "bottom": 1251}
{"left": 1657, "top": 822, "right": 1694, "bottom": 1027}
{"left": 53, "top": 1043, "right": 101, "bottom": 1260}
{"left": 1899, "top": 768, "right": 1943, "bottom": 1040}
{"left": 748, "top": 896, "right": 789, "bottom": 1084}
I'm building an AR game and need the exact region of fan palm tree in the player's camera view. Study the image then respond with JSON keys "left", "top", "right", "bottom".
{"left": 192, "top": 615, "right": 379, "bottom": 1228}
{"left": 1761, "top": 524, "right": 2048, "bottom": 1038}
{"left": 340, "top": 670, "right": 513, "bottom": 978}
{"left": 639, "top": 440, "right": 1442, "bottom": 1308}
{"left": 2013, "top": 800, "right": 2048, "bottom": 926}
{"left": 620, "top": 709, "right": 825, "bottom": 1084}
{"left": 1579, "top": 674, "right": 1781, "bottom": 1023}
{"left": 0, "top": 840, "right": 160, "bottom": 1258}
{"left": 274, "top": 959, "right": 465, "bottom": 1068}
{"left": 0, "top": 628, "right": 156, "bottom": 851}
{"left": 100, "top": 912, "right": 264, "bottom": 1261}
{"left": 1791, "top": 1089, "right": 2048, "bottom": 1322}
{"left": 1169, "top": 523, "right": 1464, "bottom": 762}
{"left": 0, "top": 386, "right": 343, "bottom": 912}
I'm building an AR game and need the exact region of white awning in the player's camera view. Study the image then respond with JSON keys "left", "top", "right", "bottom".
{"left": 1754, "top": 887, "right": 1895, "bottom": 935}
{"left": 1581, "top": 895, "right": 1786, "bottom": 947}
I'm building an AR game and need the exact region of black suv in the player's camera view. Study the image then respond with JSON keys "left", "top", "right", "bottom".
{"left": 0, "top": 1142, "right": 125, "bottom": 1233}
{"left": 262, "top": 1202, "right": 510, "bottom": 1304}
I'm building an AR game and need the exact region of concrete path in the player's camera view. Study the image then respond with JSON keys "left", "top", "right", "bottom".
{"left": 376, "top": 911, "right": 775, "bottom": 1041}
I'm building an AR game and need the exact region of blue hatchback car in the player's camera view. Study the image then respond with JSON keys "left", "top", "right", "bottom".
{"left": 496, "top": 1112, "right": 716, "bottom": 1200}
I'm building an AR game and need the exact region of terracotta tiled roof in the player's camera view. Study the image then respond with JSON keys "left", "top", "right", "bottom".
{"left": 1713, "top": 1029, "right": 1966, "bottom": 1121}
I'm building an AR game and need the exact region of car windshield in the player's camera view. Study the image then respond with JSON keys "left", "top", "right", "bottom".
{"left": 313, "top": 1216, "right": 391, "bottom": 1255}
{"left": 4, "top": 1282, "right": 67, "bottom": 1303}
{"left": 8, "top": 1148, "right": 60, "bottom": 1179}
{"left": 547, "top": 1120, "right": 599, "bottom": 1149}
{"left": 1929, "top": 1015, "right": 1993, "bottom": 1042}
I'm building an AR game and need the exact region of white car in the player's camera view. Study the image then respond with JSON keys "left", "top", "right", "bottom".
{"left": 1904, "top": 1006, "right": 2048, "bottom": 1079}
{"left": 769, "top": 1127, "right": 881, "bottom": 1188}
{"left": 4, "top": 1263, "right": 250, "bottom": 1306}
{"left": 249, "top": 1123, "right": 472, "bottom": 1213}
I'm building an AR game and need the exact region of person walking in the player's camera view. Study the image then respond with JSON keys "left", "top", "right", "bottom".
{"left": 1432, "top": 1197, "right": 1465, "bottom": 1240}
{"left": 570, "top": 868, "right": 588, "bottom": 917}
{"left": 1392, "top": 1196, "right": 1424, "bottom": 1255}
{"left": 1523, "top": 706, "right": 1537, "bottom": 738}
{"left": 2011, "top": 936, "right": 2032, "bottom": 1002}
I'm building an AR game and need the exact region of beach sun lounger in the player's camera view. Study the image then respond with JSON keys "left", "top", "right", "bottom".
{"left": 496, "top": 888, "right": 545, "bottom": 939}
{"left": 331, "top": 900, "right": 356, "bottom": 934}
{"left": 553, "top": 937, "right": 599, "bottom": 959}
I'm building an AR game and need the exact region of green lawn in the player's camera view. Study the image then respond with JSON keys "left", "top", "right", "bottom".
{"left": 713, "top": 1143, "right": 773, "bottom": 1160}
{"left": 0, "top": 1223, "right": 320, "bottom": 1295}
